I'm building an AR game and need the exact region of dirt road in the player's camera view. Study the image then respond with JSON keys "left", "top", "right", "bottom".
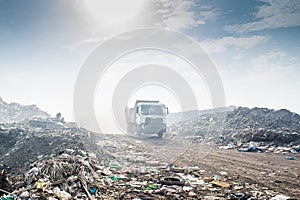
{"left": 182, "top": 145, "right": 300, "bottom": 198}
{"left": 94, "top": 133, "right": 300, "bottom": 198}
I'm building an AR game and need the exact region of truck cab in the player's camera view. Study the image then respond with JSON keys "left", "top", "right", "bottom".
{"left": 125, "top": 100, "right": 168, "bottom": 138}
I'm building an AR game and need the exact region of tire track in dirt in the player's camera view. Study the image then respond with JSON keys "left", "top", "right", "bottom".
{"left": 178, "top": 147, "right": 300, "bottom": 197}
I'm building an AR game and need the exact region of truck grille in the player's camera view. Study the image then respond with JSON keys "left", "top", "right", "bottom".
{"left": 145, "top": 118, "right": 163, "bottom": 125}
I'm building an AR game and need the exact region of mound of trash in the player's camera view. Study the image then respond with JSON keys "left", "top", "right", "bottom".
{"left": 168, "top": 106, "right": 300, "bottom": 147}
{"left": 0, "top": 127, "right": 87, "bottom": 171}
{"left": 225, "top": 107, "right": 300, "bottom": 131}
{"left": 0, "top": 97, "right": 49, "bottom": 123}
{"left": 221, "top": 107, "right": 300, "bottom": 146}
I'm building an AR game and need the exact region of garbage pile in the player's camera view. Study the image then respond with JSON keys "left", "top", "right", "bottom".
{"left": 0, "top": 147, "right": 288, "bottom": 200}
{"left": 0, "top": 126, "right": 86, "bottom": 170}
{"left": 2, "top": 148, "right": 105, "bottom": 199}
{"left": 168, "top": 107, "right": 300, "bottom": 152}
{"left": 166, "top": 111, "right": 225, "bottom": 143}
{"left": 221, "top": 107, "right": 300, "bottom": 146}
{"left": 0, "top": 97, "right": 49, "bottom": 123}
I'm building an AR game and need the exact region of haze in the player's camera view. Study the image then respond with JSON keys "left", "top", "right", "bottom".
{"left": 0, "top": 0, "right": 299, "bottom": 126}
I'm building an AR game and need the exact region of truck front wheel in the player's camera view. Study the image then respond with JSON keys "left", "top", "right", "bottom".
{"left": 157, "top": 130, "right": 164, "bottom": 138}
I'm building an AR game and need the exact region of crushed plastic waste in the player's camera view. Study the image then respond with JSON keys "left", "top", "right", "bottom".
{"left": 89, "top": 187, "right": 97, "bottom": 194}
{"left": 270, "top": 194, "right": 291, "bottom": 200}
{"left": 286, "top": 156, "right": 296, "bottom": 160}
{"left": 146, "top": 183, "right": 158, "bottom": 190}
{"left": 0, "top": 195, "right": 13, "bottom": 200}
{"left": 161, "top": 177, "right": 185, "bottom": 186}
{"left": 238, "top": 146, "right": 262, "bottom": 152}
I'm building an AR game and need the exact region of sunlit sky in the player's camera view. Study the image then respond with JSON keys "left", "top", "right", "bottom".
{"left": 1, "top": 0, "right": 299, "bottom": 126}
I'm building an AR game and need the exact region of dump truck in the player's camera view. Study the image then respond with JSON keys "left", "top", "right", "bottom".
{"left": 125, "top": 100, "right": 169, "bottom": 138}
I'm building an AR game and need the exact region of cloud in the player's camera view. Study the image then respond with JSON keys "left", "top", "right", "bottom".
{"left": 222, "top": 49, "right": 300, "bottom": 113}
{"left": 250, "top": 50, "right": 298, "bottom": 77}
{"left": 69, "top": 0, "right": 217, "bottom": 35}
{"left": 154, "top": 0, "right": 204, "bottom": 30}
{"left": 225, "top": 0, "right": 300, "bottom": 33}
{"left": 63, "top": 38, "right": 102, "bottom": 51}
{"left": 198, "top": 5, "right": 221, "bottom": 22}
{"left": 200, "top": 35, "right": 270, "bottom": 53}
{"left": 153, "top": 0, "right": 221, "bottom": 30}
{"left": 66, "top": 0, "right": 221, "bottom": 50}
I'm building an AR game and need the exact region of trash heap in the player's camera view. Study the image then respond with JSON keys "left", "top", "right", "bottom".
{"left": 221, "top": 107, "right": 300, "bottom": 146}
{"left": 0, "top": 96, "right": 49, "bottom": 123}
{"left": 166, "top": 112, "right": 225, "bottom": 143}
{"left": 0, "top": 126, "right": 87, "bottom": 170}
{"left": 168, "top": 107, "right": 300, "bottom": 153}
{"left": 0, "top": 150, "right": 289, "bottom": 200}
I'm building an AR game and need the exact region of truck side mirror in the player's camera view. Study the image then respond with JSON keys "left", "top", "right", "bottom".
{"left": 166, "top": 108, "right": 169, "bottom": 115}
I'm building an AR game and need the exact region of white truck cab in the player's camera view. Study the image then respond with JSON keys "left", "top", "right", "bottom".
{"left": 125, "top": 100, "right": 168, "bottom": 138}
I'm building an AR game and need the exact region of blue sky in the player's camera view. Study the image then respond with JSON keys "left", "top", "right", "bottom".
{"left": 0, "top": 0, "right": 299, "bottom": 125}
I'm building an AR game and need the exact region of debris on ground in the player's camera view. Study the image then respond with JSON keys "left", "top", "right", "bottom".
{"left": 1, "top": 105, "right": 299, "bottom": 199}
{"left": 286, "top": 156, "right": 296, "bottom": 160}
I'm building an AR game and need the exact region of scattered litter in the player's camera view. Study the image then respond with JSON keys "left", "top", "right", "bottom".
{"left": 286, "top": 156, "right": 296, "bottom": 160}
{"left": 161, "top": 177, "right": 185, "bottom": 186}
{"left": 210, "top": 180, "right": 232, "bottom": 188}
{"left": 219, "top": 171, "right": 228, "bottom": 176}
{"left": 146, "top": 183, "right": 158, "bottom": 190}
{"left": 238, "top": 147, "right": 262, "bottom": 152}
{"left": 270, "top": 194, "right": 291, "bottom": 200}
{"left": 89, "top": 187, "right": 97, "bottom": 194}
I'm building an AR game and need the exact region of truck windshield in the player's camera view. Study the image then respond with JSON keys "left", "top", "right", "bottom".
{"left": 141, "top": 105, "right": 164, "bottom": 115}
